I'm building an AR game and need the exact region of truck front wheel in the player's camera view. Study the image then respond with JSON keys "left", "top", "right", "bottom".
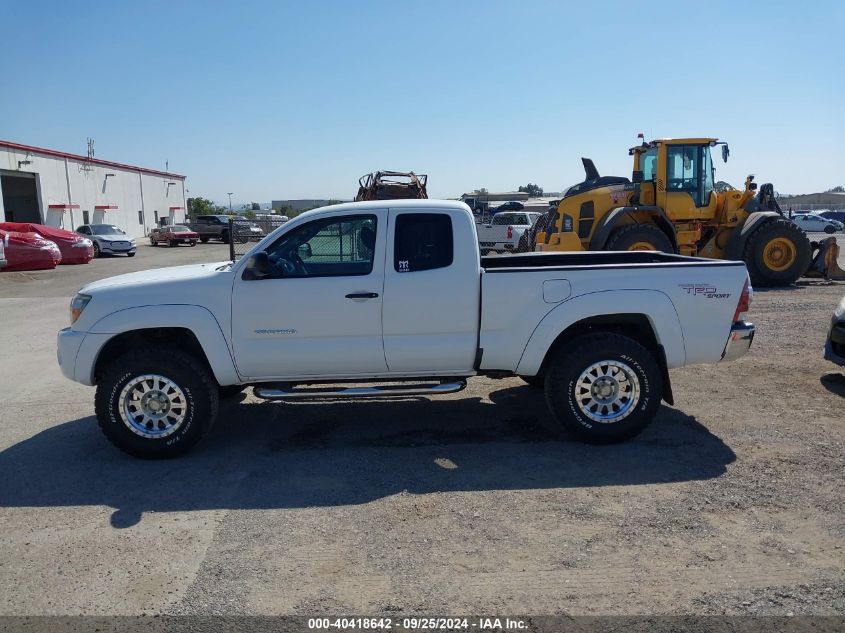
{"left": 94, "top": 347, "right": 219, "bottom": 458}
{"left": 544, "top": 333, "right": 662, "bottom": 443}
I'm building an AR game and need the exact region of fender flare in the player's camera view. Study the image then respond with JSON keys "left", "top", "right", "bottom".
{"left": 724, "top": 211, "right": 781, "bottom": 261}
{"left": 588, "top": 206, "right": 678, "bottom": 253}
{"left": 85, "top": 304, "right": 240, "bottom": 386}
{"left": 515, "top": 289, "right": 686, "bottom": 377}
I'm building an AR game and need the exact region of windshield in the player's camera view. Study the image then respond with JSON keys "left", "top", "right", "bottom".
{"left": 171, "top": 225, "right": 189, "bottom": 231}
{"left": 91, "top": 225, "right": 124, "bottom": 235}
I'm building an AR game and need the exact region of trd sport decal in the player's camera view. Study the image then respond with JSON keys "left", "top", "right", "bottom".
{"left": 679, "top": 284, "right": 731, "bottom": 299}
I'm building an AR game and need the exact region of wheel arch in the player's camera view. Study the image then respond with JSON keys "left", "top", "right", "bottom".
{"left": 84, "top": 305, "right": 240, "bottom": 386}
{"left": 515, "top": 291, "right": 685, "bottom": 404}
{"left": 589, "top": 206, "right": 679, "bottom": 253}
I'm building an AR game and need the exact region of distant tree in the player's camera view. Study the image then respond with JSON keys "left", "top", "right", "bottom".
{"left": 242, "top": 210, "right": 257, "bottom": 220}
{"left": 826, "top": 185, "right": 845, "bottom": 193}
{"left": 187, "top": 197, "right": 216, "bottom": 216}
{"left": 518, "top": 183, "right": 544, "bottom": 197}
{"left": 715, "top": 181, "right": 735, "bottom": 193}
{"left": 251, "top": 202, "right": 261, "bottom": 210}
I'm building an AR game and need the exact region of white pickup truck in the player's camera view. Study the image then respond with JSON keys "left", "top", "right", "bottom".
{"left": 58, "top": 200, "right": 755, "bottom": 458}
{"left": 476, "top": 211, "right": 542, "bottom": 254}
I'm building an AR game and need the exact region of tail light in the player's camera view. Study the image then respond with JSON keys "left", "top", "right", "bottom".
{"left": 507, "top": 226, "right": 513, "bottom": 239}
{"left": 733, "top": 278, "right": 752, "bottom": 322}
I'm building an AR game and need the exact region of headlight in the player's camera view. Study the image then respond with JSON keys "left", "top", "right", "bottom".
{"left": 835, "top": 299, "right": 845, "bottom": 320}
{"left": 70, "top": 294, "right": 92, "bottom": 325}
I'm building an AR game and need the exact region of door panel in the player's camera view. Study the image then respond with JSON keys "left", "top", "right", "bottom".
{"left": 382, "top": 208, "right": 480, "bottom": 373}
{"left": 231, "top": 210, "right": 388, "bottom": 379}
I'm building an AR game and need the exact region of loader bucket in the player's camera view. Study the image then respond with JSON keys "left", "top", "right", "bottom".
{"left": 806, "top": 237, "right": 845, "bottom": 281}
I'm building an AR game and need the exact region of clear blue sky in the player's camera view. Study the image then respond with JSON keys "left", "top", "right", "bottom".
{"left": 2, "top": 0, "right": 843, "bottom": 205}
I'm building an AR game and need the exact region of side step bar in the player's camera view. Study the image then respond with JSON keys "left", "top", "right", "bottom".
{"left": 254, "top": 381, "right": 467, "bottom": 401}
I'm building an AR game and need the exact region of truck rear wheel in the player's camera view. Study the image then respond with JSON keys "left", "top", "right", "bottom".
{"left": 94, "top": 347, "right": 219, "bottom": 459}
{"left": 605, "top": 224, "right": 673, "bottom": 253}
{"left": 544, "top": 333, "right": 662, "bottom": 443}
{"left": 743, "top": 218, "right": 811, "bottom": 287}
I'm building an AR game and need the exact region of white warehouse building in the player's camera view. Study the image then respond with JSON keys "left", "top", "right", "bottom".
{"left": 0, "top": 139, "right": 187, "bottom": 239}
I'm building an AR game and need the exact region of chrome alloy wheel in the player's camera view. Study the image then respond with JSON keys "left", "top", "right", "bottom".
{"left": 575, "top": 360, "right": 641, "bottom": 423}
{"left": 119, "top": 374, "right": 188, "bottom": 438}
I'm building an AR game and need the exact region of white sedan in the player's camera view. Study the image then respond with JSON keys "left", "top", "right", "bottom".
{"left": 791, "top": 213, "right": 843, "bottom": 234}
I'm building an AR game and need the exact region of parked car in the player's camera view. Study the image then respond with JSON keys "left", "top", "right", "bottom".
{"left": 814, "top": 210, "right": 845, "bottom": 225}
{"left": 476, "top": 211, "right": 543, "bottom": 254}
{"left": 76, "top": 224, "right": 136, "bottom": 257}
{"left": 825, "top": 295, "right": 845, "bottom": 367}
{"left": 187, "top": 215, "right": 263, "bottom": 243}
{"left": 58, "top": 199, "right": 754, "bottom": 458}
{"left": 791, "top": 213, "right": 843, "bottom": 234}
{"left": 150, "top": 225, "right": 199, "bottom": 247}
{"left": 0, "top": 222, "right": 93, "bottom": 264}
{"left": 0, "top": 229, "right": 62, "bottom": 271}
{"left": 495, "top": 201, "right": 525, "bottom": 212}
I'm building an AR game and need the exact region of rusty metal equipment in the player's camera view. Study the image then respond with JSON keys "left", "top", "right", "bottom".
{"left": 355, "top": 171, "right": 428, "bottom": 201}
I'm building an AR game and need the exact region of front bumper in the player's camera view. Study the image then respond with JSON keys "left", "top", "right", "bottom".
{"left": 825, "top": 323, "right": 845, "bottom": 366}
{"left": 100, "top": 242, "right": 136, "bottom": 254}
{"left": 57, "top": 328, "right": 86, "bottom": 382}
{"left": 721, "top": 321, "right": 755, "bottom": 362}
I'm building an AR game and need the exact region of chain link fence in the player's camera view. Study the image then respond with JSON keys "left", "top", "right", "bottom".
{"left": 228, "top": 218, "right": 286, "bottom": 261}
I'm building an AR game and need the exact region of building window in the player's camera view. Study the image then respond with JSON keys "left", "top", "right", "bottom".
{"left": 394, "top": 213, "right": 453, "bottom": 272}
{"left": 138, "top": 210, "right": 144, "bottom": 225}
{"left": 82, "top": 210, "right": 90, "bottom": 225}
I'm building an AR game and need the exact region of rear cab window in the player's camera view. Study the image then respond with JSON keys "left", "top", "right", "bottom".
{"left": 394, "top": 213, "right": 453, "bottom": 272}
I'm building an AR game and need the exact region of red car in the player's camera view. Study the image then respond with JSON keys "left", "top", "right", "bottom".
{"left": 0, "top": 222, "right": 94, "bottom": 264}
{"left": 0, "top": 230, "right": 62, "bottom": 271}
{"left": 150, "top": 225, "right": 199, "bottom": 247}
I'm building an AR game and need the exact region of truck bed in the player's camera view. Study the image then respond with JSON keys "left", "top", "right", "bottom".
{"left": 481, "top": 251, "right": 745, "bottom": 271}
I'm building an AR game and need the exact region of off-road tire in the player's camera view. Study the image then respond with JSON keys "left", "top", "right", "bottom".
{"left": 221, "top": 230, "right": 230, "bottom": 244}
{"left": 150, "top": 237, "right": 157, "bottom": 246}
{"left": 743, "top": 218, "right": 811, "bottom": 287}
{"left": 605, "top": 224, "right": 674, "bottom": 253}
{"left": 200, "top": 237, "right": 210, "bottom": 243}
{"left": 169, "top": 239, "right": 177, "bottom": 247}
{"left": 94, "top": 347, "right": 219, "bottom": 459}
{"left": 520, "top": 374, "right": 545, "bottom": 388}
{"left": 544, "top": 333, "right": 662, "bottom": 444}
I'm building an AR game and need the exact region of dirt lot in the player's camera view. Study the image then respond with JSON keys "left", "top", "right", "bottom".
{"left": 0, "top": 241, "right": 843, "bottom": 617}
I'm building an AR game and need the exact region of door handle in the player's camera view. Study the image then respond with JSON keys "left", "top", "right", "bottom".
{"left": 345, "top": 292, "right": 379, "bottom": 299}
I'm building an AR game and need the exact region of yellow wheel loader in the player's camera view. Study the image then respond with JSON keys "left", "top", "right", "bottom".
{"left": 529, "top": 136, "right": 844, "bottom": 286}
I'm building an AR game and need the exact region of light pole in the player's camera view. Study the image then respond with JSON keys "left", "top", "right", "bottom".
{"left": 227, "top": 192, "right": 233, "bottom": 213}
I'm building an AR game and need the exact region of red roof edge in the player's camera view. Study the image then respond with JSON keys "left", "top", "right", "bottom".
{"left": 48, "top": 203, "right": 80, "bottom": 209}
{"left": 94, "top": 205, "right": 119, "bottom": 209}
{"left": 169, "top": 206, "right": 185, "bottom": 210}
{"left": 0, "top": 139, "right": 186, "bottom": 180}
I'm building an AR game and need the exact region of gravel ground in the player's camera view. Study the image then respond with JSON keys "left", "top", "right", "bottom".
{"left": 0, "top": 240, "right": 843, "bottom": 617}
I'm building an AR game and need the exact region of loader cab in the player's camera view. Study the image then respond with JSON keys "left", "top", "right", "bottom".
{"left": 633, "top": 138, "right": 718, "bottom": 221}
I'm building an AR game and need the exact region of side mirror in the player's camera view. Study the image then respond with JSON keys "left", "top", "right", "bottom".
{"left": 721, "top": 144, "right": 730, "bottom": 163}
{"left": 247, "top": 251, "right": 275, "bottom": 278}
{"left": 297, "top": 242, "right": 313, "bottom": 260}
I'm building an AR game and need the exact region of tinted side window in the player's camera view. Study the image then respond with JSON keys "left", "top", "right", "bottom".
{"left": 394, "top": 213, "right": 453, "bottom": 273}
{"left": 261, "top": 214, "right": 377, "bottom": 279}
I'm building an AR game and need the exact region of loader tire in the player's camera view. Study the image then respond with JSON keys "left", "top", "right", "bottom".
{"left": 743, "top": 218, "right": 811, "bottom": 287}
{"left": 544, "top": 333, "right": 662, "bottom": 444}
{"left": 605, "top": 224, "right": 673, "bottom": 253}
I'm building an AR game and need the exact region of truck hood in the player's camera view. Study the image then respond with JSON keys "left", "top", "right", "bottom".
{"left": 81, "top": 261, "right": 232, "bottom": 293}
